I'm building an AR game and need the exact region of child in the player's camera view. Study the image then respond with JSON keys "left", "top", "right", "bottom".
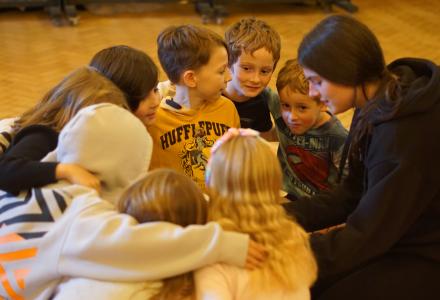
{"left": 148, "top": 25, "right": 240, "bottom": 190}
{"left": 89, "top": 45, "right": 161, "bottom": 127}
{"left": 53, "top": 168, "right": 208, "bottom": 299}
{"left": 223, "top": 18, "right": 281, "bottom": 137}
{"left": 269, "top": 59, "right": 348, "bottom": 200}
{"left": 196, "top": 128, "right": 317, "bottom": 300}
{"left": 0, "top": 104, "right": 259, "bottom": 300}
{"left": 0, "top": 66, "right": 129, "bottom": 195}
{"left": 0, "top": 46, "right": 161, "bottom": 195}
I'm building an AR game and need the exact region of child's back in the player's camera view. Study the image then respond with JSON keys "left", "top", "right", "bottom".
{"left": 197, "top": 129, "right": 317, "bottom": 300}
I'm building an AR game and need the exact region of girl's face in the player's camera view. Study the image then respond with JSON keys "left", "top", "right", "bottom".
{"left": 302, "top": 66, "right": 355, "bottom": 115}
{"left": 134, "top": 87, "right": 160, "bottom": 126}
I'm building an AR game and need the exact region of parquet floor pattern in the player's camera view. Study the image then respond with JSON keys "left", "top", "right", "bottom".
{"left": 1, "top": 0, "right": 439, "bottom": 128}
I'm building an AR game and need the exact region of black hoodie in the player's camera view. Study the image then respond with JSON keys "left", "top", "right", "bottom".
{"left": 284, "top": 58, "right": 440, "bottom": 283}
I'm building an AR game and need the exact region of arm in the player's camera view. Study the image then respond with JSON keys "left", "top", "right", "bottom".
{"left": 310, "top": 125, "right": 438, "bottom": 280}
{"left": 0, "top": 117, "right": 17, "bottom": 154}
{"left": 58, "top": 198, "right": 249, "bottom": 281}
{"left": 0, "top": 125, "right": 59, "bottom": 194}
{"left": 283, "top": 168, "right": 362, "bottom": 232}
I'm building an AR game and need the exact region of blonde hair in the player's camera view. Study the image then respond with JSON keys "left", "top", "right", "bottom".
{"left": 118, "top": 168, "right": 207, "bottom": 300}
{"left": 207, "top": 135, "right": 317, "bottom": 291}
{"left": 15, "top": 66, "right": 128, "bottom": 133}
{"left": 225, "top": 17, "right": 281, "bottom": 68}
{"left": 276, "top": 59, "right": 315, "bottom": 100}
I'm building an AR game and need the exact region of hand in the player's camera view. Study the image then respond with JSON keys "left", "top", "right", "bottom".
{"left": 55, "top": 163, "right": 101, "bottom": 193}
{"left": 244, "top": 239, "right": 267, "bottom": 270}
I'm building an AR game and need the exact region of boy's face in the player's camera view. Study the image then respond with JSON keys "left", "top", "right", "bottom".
{"left": 194, "top": 46, "right": 231, "bottom": 103}
{"left": 228, "top": 48, "right": 275, "bottom": 100}
{"left": 279, "top": 86, "right": 326, "bottom": 135}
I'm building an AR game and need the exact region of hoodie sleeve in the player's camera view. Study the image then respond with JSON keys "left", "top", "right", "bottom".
{"left": 58, "top": 197, "right": 249, "bottom": 281}
{"left": 309, "top": 122, "right": 438, "bottom": 280}
{"left": 0, "top": 125, "right": 59, "bottom": 194}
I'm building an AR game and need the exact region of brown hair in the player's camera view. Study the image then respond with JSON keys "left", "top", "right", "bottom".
{"left": 225, "top": 17, "right": 281, "bottom": 68}
{"left": 90, "top": 45, "right": 159, "bottom": 112}
{"left": 15, "top": 66, "right": 128, "bottom": 133}
{"left": 298, "top": 15, "right": 397, "bottom": 162}
{"left": 118, "top": 168, "right": 207, "bottom": 300}
{"left": 276, "top": 59, "right": 316, "bottom": 101}
{"left": 157, "top": 25, "right": 227, "bottom": 84}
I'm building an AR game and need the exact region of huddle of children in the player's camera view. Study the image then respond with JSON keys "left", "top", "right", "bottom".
{"left": 0, "top": 17, "right": 347, "bottom": 300}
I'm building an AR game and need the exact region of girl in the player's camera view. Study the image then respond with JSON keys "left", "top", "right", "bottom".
{"left": 54, "top": 168, "right": 208, "bottom": 300}
{"left": 284, "top": 15, "right": 440, "bottom": 299}
{"left": 196, "top": 128, "right": 317, "bottom": 300}
{"left": 0, "top": 66, "right": 128, "bottom": 194}
{"left": 0, "top": 46, "right": 161, "bottom": 195}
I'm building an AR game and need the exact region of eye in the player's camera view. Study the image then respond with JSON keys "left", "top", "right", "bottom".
{"left": 153, "top": 87, "right": 159, "bottom": 93}
{"left": 261, "top": 69, "right": 273, "bottom": 75}
{"left": 298, "top": 105, "right": 308, "bottom": 111}
{"left": 241, "top": 65, "right": 251, "bottom": 72}
{"left": 281, "top": 103, "right": 290, "bottom": 110}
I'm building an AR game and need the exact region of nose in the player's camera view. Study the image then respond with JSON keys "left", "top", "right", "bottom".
{"left": 289, "top": 108, "right": 299, "bottom": 121}
{"left": 250, "top": 71, "right": 261, "bottom": 84}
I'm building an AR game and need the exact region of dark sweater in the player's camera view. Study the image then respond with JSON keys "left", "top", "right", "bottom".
{"left": 284, "top": 58, "right": 440, "bottom": 284}
{"left": 0, "top": 125, "right": 58, "bottom": 195}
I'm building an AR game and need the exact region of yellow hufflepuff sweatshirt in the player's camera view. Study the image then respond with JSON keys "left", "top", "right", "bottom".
{"left": 148, "top": 96, "right": 240, "bottom": 190}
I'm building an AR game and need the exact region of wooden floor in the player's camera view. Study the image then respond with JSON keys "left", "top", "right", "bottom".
{"left": 1, "top": 0, "right": 439, "bottom": 128}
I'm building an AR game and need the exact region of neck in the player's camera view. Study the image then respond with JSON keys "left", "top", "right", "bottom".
{"left": 355, "top": 80, "right": 381, "bottom": 108}
{"left": 224, "top": 83, "right": 250, "bottom": 103}
{"left": 174, "top": 85, "right": 204, "bottom": 109}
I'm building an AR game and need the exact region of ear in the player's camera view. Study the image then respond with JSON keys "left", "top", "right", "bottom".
{"left": 182, "top": 70, "right": 197, "bottom": 88}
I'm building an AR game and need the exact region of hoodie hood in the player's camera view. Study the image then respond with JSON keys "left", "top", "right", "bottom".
{"left": 44, "top": 103, "right": 152, "bottom": 202}
{"left": 385, "top": 58, "right": 440, "bottom": 120}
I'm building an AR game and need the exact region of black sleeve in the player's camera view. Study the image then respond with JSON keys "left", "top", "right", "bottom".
{"left": 283, "top": 167, "right": 362, "bottom": 232}
{"left": 0, "top": 125, "right": 59, "bottom": 195}
{"left": 307, "top": 121, "right": 439, "bottom": 282}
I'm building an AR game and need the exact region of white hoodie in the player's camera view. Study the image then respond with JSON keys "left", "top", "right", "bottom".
{"left": 0, "top": 104, "right": 248, "bottom": 300}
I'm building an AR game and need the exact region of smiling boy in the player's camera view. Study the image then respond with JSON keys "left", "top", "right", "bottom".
{"left": 222, "top": 18, "right": 280, "bottom": 137}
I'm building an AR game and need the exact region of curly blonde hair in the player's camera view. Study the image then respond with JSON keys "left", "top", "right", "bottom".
{"left": 207, "top": 135, "right": 317, "bottom": 291}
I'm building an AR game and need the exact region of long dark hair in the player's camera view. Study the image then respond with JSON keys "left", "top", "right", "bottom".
{"left": 90, "top": 45, "right": 158, "bottom": 112}
{"left": 298, "top": 15, "right": 404, "bottom": 162}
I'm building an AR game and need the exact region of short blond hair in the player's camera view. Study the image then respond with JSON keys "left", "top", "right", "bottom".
{"left": 207, "top": 135, "right": 317, "bottom": 291}
{"left": 276, "top": 58, "right": 312, "bottom": 98}
{"left": 15, "top": 66, "right": 128, "bottom": 133}
{"left": 225, "top": 17, "right": 281, "bottom": 68}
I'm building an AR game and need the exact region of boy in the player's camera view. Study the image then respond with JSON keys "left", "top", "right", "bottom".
{"left": 148, "top": 25, "right": 240, "bottom": 189}
{"left": 223, "top": 18, "right": 281, "bottom": 137}
{"left": 0, "top": 104, "right": 258, "bottom": 300}
{"left": 269, "top": 59, "right": 348, "bottom": 200}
